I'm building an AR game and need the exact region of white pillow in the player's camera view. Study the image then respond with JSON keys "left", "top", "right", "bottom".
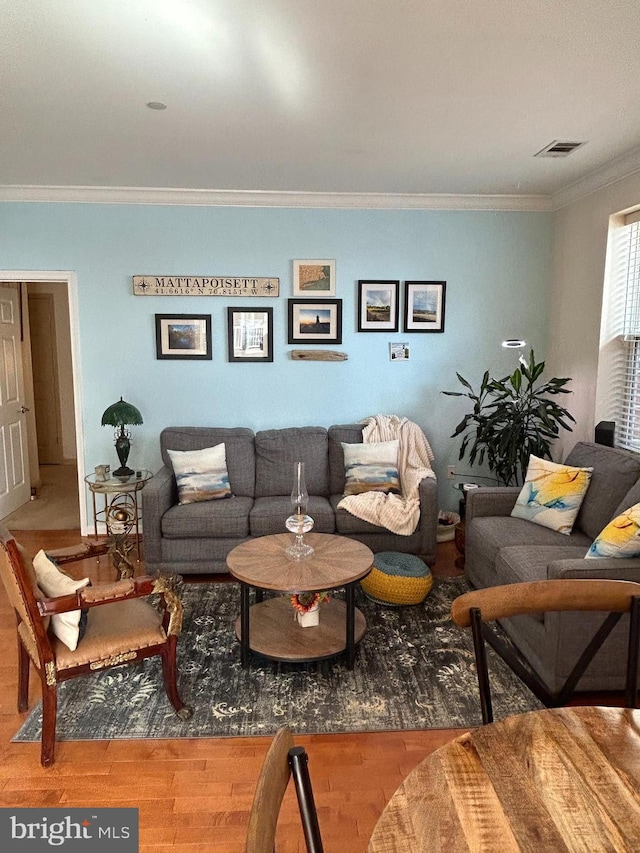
{"left": 167, "top": 443, "right": 232, "bottom": 504}
{"left": 33, "top": 550, "right": 90, "bottom": 651}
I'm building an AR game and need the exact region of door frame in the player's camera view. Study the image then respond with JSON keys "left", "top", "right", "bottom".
{"left": 0, "top": 270, "right": 87, "bottom": 533}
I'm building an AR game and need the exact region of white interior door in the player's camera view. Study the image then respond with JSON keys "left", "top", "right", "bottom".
{"left": 0, "top": 286, "right": 30, "bottom": 517}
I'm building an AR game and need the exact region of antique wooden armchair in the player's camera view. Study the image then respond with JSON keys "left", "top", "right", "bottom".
{"left": 451, "top": 578, "right": 640, "bottom": 724}
{"left": 246, "top": 726, "right": 323, "bottom": 853}
{"left": 0, "top": 528, "right": 192, "bottom": 766}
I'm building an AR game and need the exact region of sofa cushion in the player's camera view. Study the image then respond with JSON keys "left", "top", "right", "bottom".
{"left": 510, "top": 455, "right": 593, "bottom": 535}
{"left": 613, "top": 478, "right": 640, "bottom": 517}
{"left": 466, "top": 515, "right": 592, "bottom": 585}
{"left": 254, "top": 427, "right": 329, "bottom": 497}
{"left": 493, "top": 544, "right": 590, "bottom": 623}
{"left": 586, "top": 503, "right": 640, "bottom": 559}
{"left": 160, "top": 427, "right": 255, "bottom": 498}
{"left": 564, "top": 441, "right": 640, "bottom": 540}
{"left": 161, "top": 496, "right": 253, "bottom": 539}
{"left": 167, "top": 443, "right": 232, "bottom": 504}
{"left": 250, "top": 496, "right": 335, "bottom": 536}
{"left": 330, "top": 494, "right": 399, "bottom": 535}
{"left": 341, "top": 439, "right": 401, "bottom": 496}
{"left": 328, "top": 424, "right": 365, "bottom": 494}
{"left": 494, "top": 543, "right": 591, "bottom": 591}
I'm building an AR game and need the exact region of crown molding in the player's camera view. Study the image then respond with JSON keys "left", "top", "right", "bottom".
{"left": 6, "top": 149, "right": 640, "bottom": 213}
{"left": 550, "top": 144, "right": 640, "bottom": 210}
{"left": 0, "top": 184, "right": 552, "bottom": 212}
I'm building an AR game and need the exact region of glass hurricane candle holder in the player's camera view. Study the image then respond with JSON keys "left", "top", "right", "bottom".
{"left": 285, "top": 461, "right": 315, "bottom": 559}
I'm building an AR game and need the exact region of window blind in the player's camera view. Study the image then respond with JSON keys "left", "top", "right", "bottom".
{"left": 616, "top": 216, "right": 640, "bottom": 451}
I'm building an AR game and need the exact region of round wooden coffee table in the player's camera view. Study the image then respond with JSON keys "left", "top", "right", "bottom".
{"left": 226, "top": 532, "right": 373, "bottom": 669}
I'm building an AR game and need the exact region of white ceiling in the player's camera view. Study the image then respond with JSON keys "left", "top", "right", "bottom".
{"left": 3, "top": 0, "right": 640, "bottom": 208}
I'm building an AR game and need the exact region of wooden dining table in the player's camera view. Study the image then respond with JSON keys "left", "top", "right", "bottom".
{"left": 368, "top": 706, "right": 640, "bottom": 852}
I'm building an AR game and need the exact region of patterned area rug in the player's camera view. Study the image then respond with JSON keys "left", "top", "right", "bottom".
{"left": 13, "top": 577, "right": 542, "bottom": 743}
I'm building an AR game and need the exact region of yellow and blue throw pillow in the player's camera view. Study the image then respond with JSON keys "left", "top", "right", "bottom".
{"left": 586, "top": 503, "right": 640, "bottom": 558}
{"left": 510, "top": 454, "right": 593, "bottom": 535}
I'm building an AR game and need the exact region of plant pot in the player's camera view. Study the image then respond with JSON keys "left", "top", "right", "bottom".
{"left": 296, "top": 603, "right": 320, "bottom": 627}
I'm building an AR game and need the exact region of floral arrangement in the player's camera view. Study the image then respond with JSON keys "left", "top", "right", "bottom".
{"left": 290, "top": 591, "right": 330, "bottom": 614}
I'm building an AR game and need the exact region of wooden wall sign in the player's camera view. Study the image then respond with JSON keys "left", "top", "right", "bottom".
{"left": 133, "top": 276, "right": 279, "bottom": 297}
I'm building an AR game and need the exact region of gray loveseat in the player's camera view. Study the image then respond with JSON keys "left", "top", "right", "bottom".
{"left": 465, "top": 441, "right": 640, "bottom": 693}
{"left": 142, "top": 424, "right": 438, "bottom": 575}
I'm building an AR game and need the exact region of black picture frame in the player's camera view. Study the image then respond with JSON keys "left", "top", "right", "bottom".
{"left": 403, "top": 281, "right": 446, "bottom": 333}
{"left": 357, "top": 280, "right": 400, "bottom": 331}
{"left": 155, "top": 314, "right": 212, "bottom": 360}
{"left": 287, "top": 299, "right": 342, "bottom": 344}
{"left": 227, "top": 307, "right": 274, "bottom": 362}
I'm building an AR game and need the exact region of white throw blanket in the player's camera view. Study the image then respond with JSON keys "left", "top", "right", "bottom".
{"left": 338, "top": 414, "right": 436, "bottom": 536}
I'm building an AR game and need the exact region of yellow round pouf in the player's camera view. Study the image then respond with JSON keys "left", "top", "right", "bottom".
{"left": 361, "top": 551, "right": 433, "bottom": 606}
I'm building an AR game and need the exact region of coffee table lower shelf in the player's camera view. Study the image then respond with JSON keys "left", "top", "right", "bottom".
{"left": 234, "top": 596, "right": 366, "bottom": 663}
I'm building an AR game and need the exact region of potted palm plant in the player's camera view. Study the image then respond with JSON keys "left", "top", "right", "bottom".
{"left": 443, "top": 350, "right": 575, "bottom": 487}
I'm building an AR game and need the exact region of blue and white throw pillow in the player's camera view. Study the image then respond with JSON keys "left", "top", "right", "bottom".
{"left": 342, "top": 440, "right": 401, "bottom": 496}
{"left": 167, "top": 443, "right": 232, "bottom": 504}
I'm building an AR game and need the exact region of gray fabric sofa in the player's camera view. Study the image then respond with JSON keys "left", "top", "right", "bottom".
{"left": 465, "top": 441, "right": 640, "bottom": 693}
{"left": 142, "top": 424, "right": 438, "bottom": 575}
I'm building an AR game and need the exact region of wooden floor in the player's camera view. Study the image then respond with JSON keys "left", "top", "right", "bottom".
{"left": 0, "top": 532, "right": 622, "bottom": 852}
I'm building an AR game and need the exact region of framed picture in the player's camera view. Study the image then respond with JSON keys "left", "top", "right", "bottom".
{"left": 358, "top": 280, "right": 399, "bottom": 331}
{"left": 403, "top": 281, "right": 446, "bottom": 333}
{"left": 288, "top": 299, "right": 342, "bottom": 344}
{"left": 390, "top": 342, "right": 410, "bottom": 360}
{"left": 292, "top": 259, "right": 336, "bottom": 296}
{"left": 227, "top": 307, "right": 273, "bottom": 362}
{"left": 155, "top": 314, "right": 212, "bottom": 359}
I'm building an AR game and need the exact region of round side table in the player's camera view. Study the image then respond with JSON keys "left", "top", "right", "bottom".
{"left": 84, "top": 470, "right": 153, "bottom": 576}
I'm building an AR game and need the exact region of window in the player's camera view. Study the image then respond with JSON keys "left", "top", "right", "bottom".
{"left": 601, "top": 211, "right": 640, "bottom": 452}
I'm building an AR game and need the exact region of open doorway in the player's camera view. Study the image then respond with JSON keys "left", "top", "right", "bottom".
{"left": 0, "top": 271, "right": 85, "bottom": 532}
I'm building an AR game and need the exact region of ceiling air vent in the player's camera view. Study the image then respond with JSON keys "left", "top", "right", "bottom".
{"left": 535, "top": 140, "right": 586, "bottom": 158}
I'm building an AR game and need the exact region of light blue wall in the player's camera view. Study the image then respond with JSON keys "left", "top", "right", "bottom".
{"left": 1, "top": 202, "right": 551, "bottom": 514}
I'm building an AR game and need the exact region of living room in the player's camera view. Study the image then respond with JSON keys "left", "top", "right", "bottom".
{"left": 2, "top": 2, "right": 640, "bottom": 851}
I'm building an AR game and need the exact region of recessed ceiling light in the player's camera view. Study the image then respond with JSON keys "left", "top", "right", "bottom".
{"left": 146, "top": 101, "right": 167, "bottom": 111}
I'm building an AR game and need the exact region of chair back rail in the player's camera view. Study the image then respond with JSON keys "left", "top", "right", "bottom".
{"left": 451, "top": 578, "right": 640, "bottom": 625}
{"left": 246, "top": 727, "right": 324, "bottom": 853}
{"left": 246, "top": 727, "right": 294, "bottom": 852}
{"left": 451, "top": 579, "right": 640, "bottom": 725}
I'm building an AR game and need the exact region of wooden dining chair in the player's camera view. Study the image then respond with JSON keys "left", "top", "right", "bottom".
{"left": 451, "top": 578, "right": 640, "bottom": 724}
{"left": 246, "top": 726, "right": 324, "bottom": 853}
{"left": 0, "top": 528, "right": 192, "bottom": 767}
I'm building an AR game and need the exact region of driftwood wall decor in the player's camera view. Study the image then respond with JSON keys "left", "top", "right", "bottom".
{"left": 290, "top": 350, "right": 348, "bottom": 361}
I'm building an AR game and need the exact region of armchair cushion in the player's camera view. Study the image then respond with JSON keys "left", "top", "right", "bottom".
{"left": 33, "top": 550, "right": 90, "bottom": 651}
{"left": 53, "top": 598, "right": 166, "bottom": 670}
